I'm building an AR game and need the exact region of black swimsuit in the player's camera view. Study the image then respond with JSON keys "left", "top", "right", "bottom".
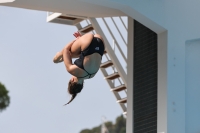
{"left": 74, "top": 37, "right": 105, "bottom": 78}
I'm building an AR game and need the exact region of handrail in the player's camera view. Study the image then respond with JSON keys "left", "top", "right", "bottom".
{"left": 89, "top": 17, "right": 127, "bottom": 86}
{"left": 111, "top": 17, "right": 127, "bottom": 46}
{"left": 102, "top": 18, "right": 127, "bottom": 62}
{"left": 119, "top": 17, "right": 127, "bottom": 30}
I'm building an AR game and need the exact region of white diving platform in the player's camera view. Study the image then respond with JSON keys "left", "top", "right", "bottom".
{"left": 46, "top": 13, "right": 85, "bottom": 26}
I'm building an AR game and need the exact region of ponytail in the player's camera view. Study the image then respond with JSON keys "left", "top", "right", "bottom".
{"left": 64, "top": 80, "right": 84, "bottom": 105}
{"left": 64, "top": 93, "right": 77, "bottom": 105}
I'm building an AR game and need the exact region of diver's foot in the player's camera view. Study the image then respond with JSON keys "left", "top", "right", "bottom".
{"left": 53, "top": 52, "right": 63, "bottom": 63}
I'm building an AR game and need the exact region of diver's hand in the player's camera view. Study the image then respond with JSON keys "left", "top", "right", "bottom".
{"left": 73, "top": 31, "right": 81, "bottom": 38}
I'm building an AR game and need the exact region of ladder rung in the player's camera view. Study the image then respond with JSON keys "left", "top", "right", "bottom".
{"left": 117, "top": 97, "right": 127, "bottom": 103}
{"left": 100, "top": 60, "right": 113, "bottom": 68}
{"left": 105, "top": 72, "right": 120, "bottom": 80}
{"left": 123, "top": 111, "right": 127, "bottom": 115}
{"left": 79, "top": 24, "right": 94, "bottom": 34}
{"left": 111, "top": 84, "right": 126, "bottom": 92}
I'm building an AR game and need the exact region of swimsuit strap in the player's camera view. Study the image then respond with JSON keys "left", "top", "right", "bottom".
{"left": 84, "top": 69, "right": 97, "bottom": 78}
{"left": 76, "top": 71, "right": 97, "bottom": 79}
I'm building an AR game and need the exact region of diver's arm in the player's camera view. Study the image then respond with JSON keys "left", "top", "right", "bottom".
{"left": 62, "top": 47, "right": 78, "bottom": 76}
{"left": 53, "top": 39, "right": 76, "bottom": 63}
{"left": 63, "top": 48, "right": 72, "bottom": 70}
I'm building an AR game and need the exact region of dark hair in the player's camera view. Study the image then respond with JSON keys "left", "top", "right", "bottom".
{"left": 64, "top": 80, "right": 84, "bottom": 105}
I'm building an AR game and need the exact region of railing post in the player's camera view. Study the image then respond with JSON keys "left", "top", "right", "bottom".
{"left": 126, "top": 17, "right": 134, "bottom": 133}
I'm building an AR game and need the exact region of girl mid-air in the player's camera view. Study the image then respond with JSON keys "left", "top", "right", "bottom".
{"left": 53, "top": 32, "right": 105, "bottom": 105}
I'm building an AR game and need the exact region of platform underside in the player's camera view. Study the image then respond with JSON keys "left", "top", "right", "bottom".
{"left": 0, "top": 0, "right": 125, "bottom": 17}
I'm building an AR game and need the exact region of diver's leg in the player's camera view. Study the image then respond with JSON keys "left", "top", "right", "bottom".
{"left": 53, "top": 39, "right": 75, "bottom": 63}
{"left": 53, "top": 32, "right": 93, "bottom": 63}
{"left": 53, "top": 39, "right": 79, "bottom": 63}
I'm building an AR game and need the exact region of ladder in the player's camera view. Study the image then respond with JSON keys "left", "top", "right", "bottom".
{"left": 47, "top": 13, "right": 128, "bottom": 115}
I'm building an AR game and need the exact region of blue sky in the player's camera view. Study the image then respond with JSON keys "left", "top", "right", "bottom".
{"left": 0, "top": 6, "right": 122, "bottom": 133}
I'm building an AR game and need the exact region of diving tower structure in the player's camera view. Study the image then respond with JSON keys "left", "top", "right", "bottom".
{"left": 2, "top": 0, "right": 200, "bottom": 133}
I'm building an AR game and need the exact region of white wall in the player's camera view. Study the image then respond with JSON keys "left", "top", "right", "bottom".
{"left": 185, "top": 39, "right": 200, "bottom": 133}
